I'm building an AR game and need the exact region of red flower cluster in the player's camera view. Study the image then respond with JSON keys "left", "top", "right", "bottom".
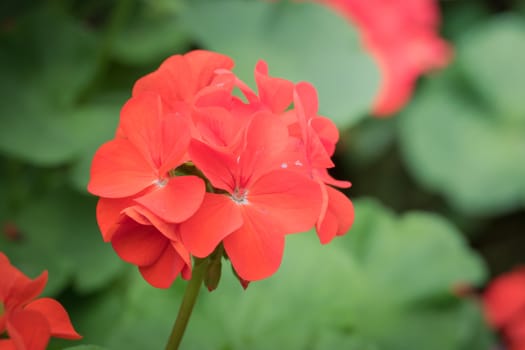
{"left": 316, "top": 0, "right": 452, "bottom": 116}
{"left": 88, "top": 50, "right": 354, "bottom": 287}
{"left": 483, "top": 266, "right": 525, "bottom": 350}
{"left": 0, "top": 252, "right": 81, "bottom": 350}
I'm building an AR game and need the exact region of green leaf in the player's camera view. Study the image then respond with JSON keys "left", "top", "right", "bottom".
{"left": 457, "top": 15, "right": 525, "bottom": 124}
{"left": 180, "top": 0, "right": 379, "bottom": 128}
{"left": 3, "top": 190, "right": 125, "bottom": 294}
{"left": 398, "top": 72, "right": 525, "bottom": 215}
{"left": 83, "top": 199, "right": 489, "bottom": 350}
{"left": 111, "top": 5, "right": 190, "bottom": 65}
{"left": 0, "top": 6, "right": 99, "bottom": 165}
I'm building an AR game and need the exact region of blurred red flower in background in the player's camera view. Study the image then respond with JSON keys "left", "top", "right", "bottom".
{"left": 484, "top": 266, "right": 525, "bottom": 350}
{"left": 316, "top": 0, "right": 452, "bottom": 116}
{"left": 0, "top": 252, "right": 81, "bottom": 350}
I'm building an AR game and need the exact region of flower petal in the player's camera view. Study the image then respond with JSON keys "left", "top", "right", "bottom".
{"left": 189, "top": 140, "right": 236, "bottom": 192}
{"left": 120, "top": 92, "right": 193, "bottom": 176}
{"left": 240, "top": 112, "right": 290, "bottom": 186}
{"left": 139, "top": 245, "right": 187, "bottom": 289}
{"left": 316, "top": 186, "right": 354, "bottom": 244}
{"left": 484, "top": 266, "right": 525, "bottom": 328}
{"left": 248, "top": 170, "right": 322, "bottom": 234}
{"left": 133, "top": 54, "right": 192, "bottom": 102}
{"left": 135, "top": 176, "right": 205, "bottom": 223}
{"left": 0, "top": 339, "right": 16, "bottom": 350}
{"left": 25, "top": 298, "right": 81, "bottom": 339}
{"left": 96, "top": 197, "right": 135, "bottom": 242}
{"left": 5, "top": 272, "right": 48, "bottom": 311}
{"left": 111, "top": 221, "right": 168, "bottom": 266}
{"left": 7, "top": 310, "right": 50, "bottom": 350}
{"left": 179, "top": 193, "right": 243, "bottom": 258}
{"left": 254, "top": 60, "right": 294, "bottom": 114}
{"left": 224, "top": 208, "right": 286, "bottom": 281}
{"left": 132, "top": 50, "right": 234, "bottom": 103}
{"left": 121, "top": 206, "right": 191, "bottom": 267}
{"left": 88, "top": 138, "right": 156, "bottom": 198}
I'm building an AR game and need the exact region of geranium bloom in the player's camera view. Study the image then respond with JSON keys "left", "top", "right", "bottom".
{"left": 483, "top": 266, "right": 525, "bottom": 350}
{"left": 89, "top": 50, "right": 353, "bottom": 286}
{"left": 0, "top": 252, "right": 81, "bottom": 350}
{"left": 314, "top": 0, "right": 452, "bottom": 116}
{"left": 180, "top": 112, "right": 322, "bottom": 281}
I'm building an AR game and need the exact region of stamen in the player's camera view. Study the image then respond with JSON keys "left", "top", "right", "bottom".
{"left": 231, "top": 187, "right": 249, "bottom": 205}
{"left": 154, "top": 178, "right": 168, "bottom": 188}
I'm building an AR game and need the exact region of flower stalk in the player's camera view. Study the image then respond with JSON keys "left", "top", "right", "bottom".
{"left": 165, "top": 257, "right": 207, "bottom": 350}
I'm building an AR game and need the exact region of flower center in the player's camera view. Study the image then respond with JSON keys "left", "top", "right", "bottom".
{"left": 231, "top": 187, "right": 249, "bottom": 205}
{"left": 154, "top": 178, "right": 168, "bottom": 188}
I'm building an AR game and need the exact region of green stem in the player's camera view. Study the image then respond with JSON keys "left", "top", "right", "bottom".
{"left": 165, "top": 258, "right": 207, "bottom": 350}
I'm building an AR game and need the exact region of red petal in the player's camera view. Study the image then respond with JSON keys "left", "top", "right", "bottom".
{"left": 119, "top": 93, "right": 165, "bottom": 169}
{"left": 185, "top": 50, "right": 235, "bottom": 96}
{"left": 120, "top": 93, "right": 192, "bottom": 174}
{"left": 96, "top": 197, "right": 135, "bottom": 242}
{"left": 25, "top": 298, "right": 81, "bottom": 339}
{"left": 189, "top": 140, "right": 236, "bottom": 192}
{"left": 192, "top": 107, "right": 246, "bottom": 150}
{"left": 5, "top": 271, "right": 48, "bottom": 311}
{"left": 0, "top": 339, "right": 17, "bottom": 350}
{"left": 248, "top": 170, "right": 322, "bottom": 234}
{"left": 310, "top": 116, "right": 339, "bottom": 156}
{"left": 484, "top": 266, "right": 525, "bottom": 328}
{"left": 316, "top": 186, "right": 354, "bottom": 244}
{"left": 506, "top": 313, "right": 525, "bottom": 345}
{"left": 316, "top": 210, "right": 339, "bottom": 245}
{"left": 7, "top": 310, "right": 50, "bottom": 350}
{"left": 294, "top": 82, "right": 319, "bottom": 122}
{"left": 179, "top": 193, "right": 243, "bottom": 258}
{"left": 132, "top": 55, "right": 192, "bottom": 102}
{"left": 88, "top": 138, "right": 156, "bottom": 198}
{"left": 139, "top": 245, "right": 186, "bottom": 288}
{"left": 223, "top": 208, "right": 286, "bottom": 281}
{"left": 111, "top": 222, "right": 168, "bottom": 266}
{"left": 0, "top": 253, "right": 27, "bottom": 301}
{"left": 315, "top": 168, "right": 352, "bottom": 189}
{"left": 254, "top": 60, "right": 294, "bottom": 114}
{"left": 132, "top": 51, "right": 234, "bottom": 103}
{"left": 240, "top": 112, "right": 289, "bottom": 186}
{"left": 121, "top": 206, "right": 191, "bottom": 267}
{"left": 135, "top": 176, "right": 205, "bottom": 223}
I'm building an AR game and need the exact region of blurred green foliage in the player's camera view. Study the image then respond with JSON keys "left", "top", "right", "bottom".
{"left": 0, "top": 0, "right": 523, "bottom": 349}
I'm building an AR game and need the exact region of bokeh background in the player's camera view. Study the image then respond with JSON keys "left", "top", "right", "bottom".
{"left": 1, "top": 0, "right": 524, "bottom": 349}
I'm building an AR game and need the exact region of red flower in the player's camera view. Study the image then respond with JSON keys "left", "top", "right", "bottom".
{"left": 0, "top": 252, "right": 81, "bottom": 350}
{"left": 180, "top": 112, "right": 322, "bottom": 281}
{"left": 89, "top": 50, "right": 353, "bottom": 286}
{"left": 483, "top": 266, "right": 525, "bottom": 350}
{"left": 315, "top": 0, "right": 452, "bottom": 116}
